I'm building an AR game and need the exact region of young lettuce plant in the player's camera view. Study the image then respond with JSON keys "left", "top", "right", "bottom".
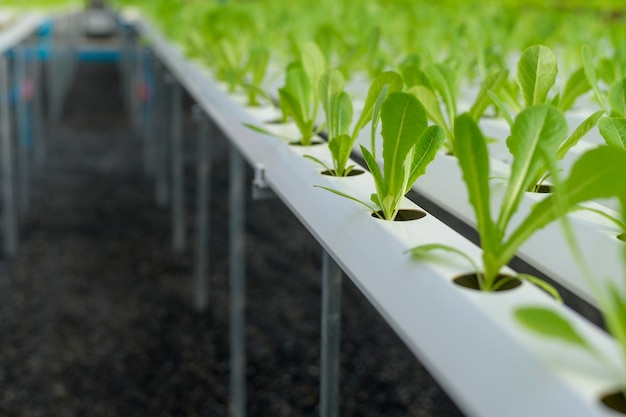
{"left": 402, "top": 59, "right": 508, "bottom": 154}
{"left": 306, "top": 70, "right": 403, "bottom": 177}
{"left": 515, "top": 162, "right": 626, "bottom": 404}
{"left": 409, "top": 112, "right": 626, "bottom": 293}
{"left": 493, "top": 45, "right": 592, "bottom": 121}
{"left": 574, "top": 79, "right": 626, "bottom": 239}
{"left": 582, "top": 44, "right": 612, "bottom": 115}
{"left": 241, "top": 46, "right": 271, "bottom": 107}
{"left": 316, "top": 91, "right": 445, "bottom": 220}
{"left": 598, "top": 116, "right": 626, "bottom": 150}
{"left": 401, "top": 60, "right": 459, "bottom": 154}
{"left": 277, "top": 42, "right": 326, "bottom": 145}
{"left": 244, "top": 42, "right": 326, "bottom": 145}
{"left": 596, "top": 77, "right": 626, "bottom": 150}
{"left": 492, "top": 45, "right": 603, "bottom": 192}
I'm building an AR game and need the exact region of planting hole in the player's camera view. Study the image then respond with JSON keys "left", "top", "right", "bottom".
{"left": 371, "top": 209, "right": 426, "bottom": 221}
{"left": 618, "top": 233, "right": 625, "bottom": 242}
{"left": 530, "top": 184, "right": 553, "bottom": 194}
{"left": 453, "top": 274, "right": 522, "bottom": 292}
{"left": 601, "top": 390, "right": 626, "bottom": 414}
{"left": 289, "top": 139, "right": 325, "bottom": 146}
{"left": 321, "top": 169, "right": 365, "bottom": 177}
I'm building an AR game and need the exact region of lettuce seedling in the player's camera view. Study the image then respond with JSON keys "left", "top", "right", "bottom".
{"left": 317, "top": 91, "right": 445, "bottom": 220}
{"left": 409, "top": 114, "right": 626, "bottom": 292}
{"left": 581, "top": 46, "right": 626, "bottom": 118}
{"left": 491, "top": 45, "right": 592, "bottom": 119}
{"left": 406, "top": 62, "right": 458, "bottom": 153}
{"left": 595, "top": 76, "right": 626, "bottom": 149}
{"left": 521, "top": 106, "right": 604, "bottom": 192}
{"left": 490, "top": 45, "right": 603, "bottom": 191}
{"left": 598, "top": 117, "right": 626, "bottom": 150}
{"left": 279, "top": 42, "right": 327, "bottom": 144}
{"left": 244, "top": 42, "right": 326, "bottom": 145}
{"left": 403, "top": 61, "right": 507, "bottom": 155}
{"left": 242, "top": 47, "right": 270, "bottom": 107}
{"left": 516, "top": 165, "right": 626, "bottom": 399}
{"left": 582, "top": 44, "right": 611, "bottom": 114}
{"left": 307, "top": 71, "right": 403, "bottom": 177}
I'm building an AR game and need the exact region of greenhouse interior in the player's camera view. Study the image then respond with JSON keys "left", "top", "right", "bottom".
{"left": 1, "top": 0, "right": 626, "bottom": 416}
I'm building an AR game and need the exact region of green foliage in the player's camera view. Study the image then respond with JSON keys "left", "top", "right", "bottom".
{"left": 515, "top": 161, "right": 626, "bottom": 395}
{"left": 243, "top": 47, "right": 270, "bottom": 106}
{"left": 469, "top": 69, "right": 509, "bottom": 121}
{"left": 318, "top": 92, "right": 445, "bottom": 220}
{"left": 313, "top": 70, "right": 405, "bottom": 177}
{"left": 582, "top": 44, "right": 610, "bottom": 113}
{"left": 598, "top": 117, "right": 626, "bottom": 149}
{"left": 609, "top": 78, "right": 626, "bottom": 117}
{"left": 504, "top": 104, "right": 567, "bottom": 195}
{"left": 276, "top": 42, "right": 326, "bottom": 145}
{"left": 517, "top": 45, "right": 558, "bottom": 108}
{"left": 364, "top": 92, "right": 445, "bottom": 219}
{"left": 410, "top": 116, "right": 626, "bottom": 292}
{"left": 515, "top": 307, "right": 592, "bottom": 349}
{"left": 557, "top": 67, "right": 591, "bottom": 112}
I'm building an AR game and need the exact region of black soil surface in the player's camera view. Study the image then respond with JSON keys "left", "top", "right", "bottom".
{"left": 0, "top": 62, "right": 465, "bottom": 417}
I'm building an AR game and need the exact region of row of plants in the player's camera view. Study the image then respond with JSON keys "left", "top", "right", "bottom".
{"left": 115, "top": 0, "right": 626, "bottom": 191}
{"left": 122, "top": 0, "right": 626, "bottom": 413}
{"left": 1, "top": 0, "right": 82, "bottom": 8}
{"left": 113, "top": 0, "right": 626, "bottom": 100}
{"left": 247, "top": 65, "right": 626, "bottom": 412}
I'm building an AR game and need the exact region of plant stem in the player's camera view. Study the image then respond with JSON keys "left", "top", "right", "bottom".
{"left": 482, "top": 251, "right": 501, "bottom": 291}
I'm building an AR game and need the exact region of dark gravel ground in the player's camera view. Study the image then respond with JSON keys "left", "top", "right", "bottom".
{"left": 0, "top": 62, "right": 466, "bottom": 417}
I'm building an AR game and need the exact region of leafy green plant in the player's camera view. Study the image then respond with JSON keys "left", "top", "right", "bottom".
{"left": 528, "top": 108, "right": 604, "bottom": 192}
{"left": 581, "top": 45, "right": 608, "bottom": 112}
{"left": 594, "top": 72, "right": 626, "bottom": 149}
{"left": 516, "top": 160, "right": 626, "bottom": 399}
{"left": 317, "top": 91, "right": 445, "bottom": 220}
{"left": 184, "top": 6, "right": 262, "bottom": 94}
{"left": 275, "top": 42, "right": 326, "bottom": 145}
{"left": 244, "top": 42, "right": 326, "bottom": 145}
{"left": 580, "top": 44, "right": 626, "bottom": 117}
{"left": 306, "top": 71, "right": 403, "bottom": 177}
{"left": 489, "top": 45, "right": 603, "bottom": 191}
{"left": 403, "top": 59, "right": 508, "bottom": 155}
{"left": 328, "top": 25, "right": 386, "bottom": 80}
{"left": 242, "top": 47, "right": 270, "bottom": 107}
{"left": 492, "top": 45, "right": 593, "bottom": 120}
{"left": 409, "top": 113, "right": 626, "bottom": 292}
{"left": 403, "top": 61, "right": 458, "bottom": 153}
{"left": 214, "top": 38, "right": 250, "bottom": 93}
{"left": 598, "top": 116, "right": 626, "bottom": 149}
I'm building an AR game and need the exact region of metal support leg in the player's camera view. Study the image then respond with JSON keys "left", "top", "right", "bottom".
{"left": 46, "top": 38, "right": 57, "bottom": 123}
{"left": 142, "top": 51, "right": 155, "bottom": 176}
{"left": 48, "top": 36, "right": 61, "bottom": 122}
{"left": 123, "top": 31, "right": 133, "bottom": 113}
{"left": 60, "top": 17, "right": 72, "bottom": 106}
{"left": 170, "top": 80, "right": 185, "bottom": 252}
{"left": 14, "top": 48, "right": 30, "bottom": 214}
{"left": 0, "top": 56, "right": 17, "bottom": 257}
{"left": 155, "top": 69, "right": 169, "bottom": 207}
{"left": 32, "top": 47, "right": 45, "bottom": 169}
{"left": 193, "top": 107, "right": 211, "bottom": 311}
{"left": 229, "top": 145, "right": 246, "bottom": 417}
{"left": 131, "top": 44, "right": 142, "bottom": 133}
{"left": 320, "top": 251, "right": 342, "bottom": 417}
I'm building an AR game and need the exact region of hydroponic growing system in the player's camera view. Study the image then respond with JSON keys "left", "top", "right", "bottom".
{"left": 2, "top": 0, "right": 626, "bottom": 416}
